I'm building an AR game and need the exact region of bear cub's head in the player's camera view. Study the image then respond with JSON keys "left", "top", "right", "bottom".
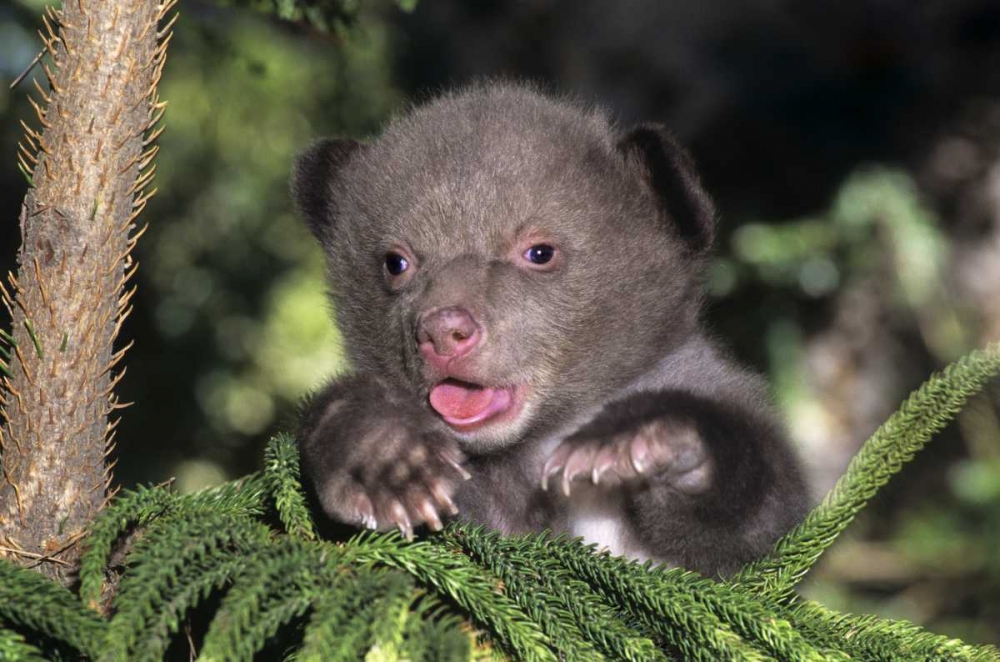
{"left": 292, "top": 83, "right": 717, "bottom": 452}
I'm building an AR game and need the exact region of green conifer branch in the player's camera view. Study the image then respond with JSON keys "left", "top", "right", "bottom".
{"left": 632, "top": 558, "right": 839, "bottom": 661}
{"left": 104, "top": 513, "right": 273, "bottom": 660}
{"left": 306, "top": 600, "right": 380, "bottom": 661}
{"left": 399, "top": 596, "right": 473, "bottom": 662}
{"left": 542, "top": 535, "right": 778, "bottom": 661}
{"left": 197, "top": 536, "right": 338, "bottom": 660}
{"left": 79, "top": 484, "right": 177, "bottom": 610}
{"left": 444, "top": 526, "right": 662, "bottom": 661}
{"left": 175, "top": 472, "right": 269, "bottom": 517}
{"left": 297, "top": 572, "right": 415, "bottom": 661}
{"left": 345, "top": 531, "right": 556, "bottom": 661}
{"left": 79, "top": 473, "right": 268, "bottom": 611}
{"left": 264, "top": 433, "right": 317, "bottom": 540}
{"left": 233, "top": 592, "right": 314, "bottom": 661}
{"left": 132, "top": 546, "right": 250, "bottom": 660}
{"left": 784, "top": 599, "right": 997, "bottom": 661}
{"left": 357, "top": 573, "right": 421, "bottom": 660}
{"left": 102, "top": 512, "right": 270, "bottom": 658}
{"left": 445, "top": 529, "right": 605, "bottom": 659}
{"left": 978, "top": 647, "right": 1000, "bottom": 662}
{"left": 293, "top": 575, "right": 372, "bottom": 660}
{"left": 0, "top": 627, "right": 47, "bottom": 662}
{"left": 733, "top": 342, "right": 1000, "bottom": 600}
{"left": 0, "top": 559, "right": 106, "bottom": 658}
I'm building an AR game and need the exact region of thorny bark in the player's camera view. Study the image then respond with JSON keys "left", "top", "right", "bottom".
{"left": 0, "top": 0, "right": 174, "bottom": 584}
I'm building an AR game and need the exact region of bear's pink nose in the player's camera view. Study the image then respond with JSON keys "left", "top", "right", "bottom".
{"left": 417, "top": 307, "right": 481, "bottom": 360}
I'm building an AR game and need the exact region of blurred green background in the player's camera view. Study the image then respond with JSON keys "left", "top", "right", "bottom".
{"left": 2, "top": 0, "right": 1000, "bottom": 644}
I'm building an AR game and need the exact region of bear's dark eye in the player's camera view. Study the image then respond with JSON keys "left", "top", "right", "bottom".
{"left": 524, "top": 244, "right": 555, "bottom": 265}
{"left": 385, "top": 253, "right": 409, "bottom": 276}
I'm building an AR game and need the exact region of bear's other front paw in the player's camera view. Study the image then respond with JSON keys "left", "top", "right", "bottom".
{"left": 541, "top": 418, "right": 712, "bottom": 497}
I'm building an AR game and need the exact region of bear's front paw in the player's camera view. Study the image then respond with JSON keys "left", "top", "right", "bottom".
{"left": 306, "top": 414, "right": 470, "bottom": 539}
{"left": 541, "top": 417, "right": 712, "bottom": 497}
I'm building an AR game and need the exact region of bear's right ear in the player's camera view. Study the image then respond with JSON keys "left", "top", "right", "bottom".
{"left": 291, "top": 138, "right": 364, "bottom": 240}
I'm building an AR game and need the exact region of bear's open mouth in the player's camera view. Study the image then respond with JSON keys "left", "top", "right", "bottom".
{"left": 429, "top": 378, "right": 523, "bottom": 431}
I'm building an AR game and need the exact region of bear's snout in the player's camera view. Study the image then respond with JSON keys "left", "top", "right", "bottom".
{"left": 416, "top": 306, "right": 482, "bottom": 369}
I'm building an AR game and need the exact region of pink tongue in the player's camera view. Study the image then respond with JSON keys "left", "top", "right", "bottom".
{"left": 430, "top": 382, "right": 512, "bottom": 425}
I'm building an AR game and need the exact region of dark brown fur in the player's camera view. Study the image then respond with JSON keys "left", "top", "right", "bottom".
{"left": 292, "top": 82, "right": 808, "bottom": 577}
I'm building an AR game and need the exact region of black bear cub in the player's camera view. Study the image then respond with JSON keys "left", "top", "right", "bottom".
{"left": 292, "top": 82, "right": 807, "bottom": 577}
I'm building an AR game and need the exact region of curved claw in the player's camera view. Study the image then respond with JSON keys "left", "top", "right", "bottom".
{"left": 442, "top": 453, "right": 472, "bottom": 481}
{"left": 428, "top": 479, "right": 459, "bottom": 515}
{"left": 540, "top": 455, "right": 564, "bottom": 492}
{"left": 353, "top": 493, "right": 378, "bottom": 530}
{"left": 417, "top": 497, "right": 443, "bottom": 531}
{"left": 628, "top": 434, "right": 650, "bottom": 475}
{"left": 561, "top": 445, "right": 600, "bottom": 496}
{"left": 389, "top": 500, "right": 414, "bottom": 540}
{"left": 592, "top": 444, "right": 620, "bottom": 485}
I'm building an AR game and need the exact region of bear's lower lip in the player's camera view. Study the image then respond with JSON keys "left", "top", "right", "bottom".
{"left": 429, "top": 379, "right": 523, "bottom": 431}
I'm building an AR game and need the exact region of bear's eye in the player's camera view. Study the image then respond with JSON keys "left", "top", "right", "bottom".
{"left": 385, "top": 252, "right": 409, "bottom": 276}
{"left": 523, "top": 244, "right": 555, "bottom": 265}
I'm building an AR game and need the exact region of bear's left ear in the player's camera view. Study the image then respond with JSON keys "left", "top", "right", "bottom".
{"left": 291, "top": 137, "right": 365, "bottom": 241}
{"left": 617, "top": 124, "right": 715, "bottom": 253}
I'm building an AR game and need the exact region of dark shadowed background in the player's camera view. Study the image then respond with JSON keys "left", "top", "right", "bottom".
{"left": 2, "top": 0, "right": 999, "bottom": 643}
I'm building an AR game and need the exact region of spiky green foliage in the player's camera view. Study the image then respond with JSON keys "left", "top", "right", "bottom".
{"left": 78, "top": 484, "right": 176, "bottom": 611}
{"left": 782, "top": 600, "right": 1000, "bottom": 661}
{"left": 0, "top": 343, "right": 998, "bottom": 660}
{"left": 216, "top": 0, "right": 360, "bottom": 31}
{"left": 446, "top": 528, "right": 662, "bottom": 661}
{"left": 345, "top": 531, "right": 555, "bottom": 661}
{"left": 264, "top": 432, "right": 317, "bottom": 540}
{"left": 198, "top": 536, "right": 336, "bottom": 660}
{"left": 0, "top": 558, "right": 106, "bottom": 658}
{"left": 398, "top": 595, "right": 473, "bottom": 662}
{"left": 101, "top": 512, "right": 273, "bottom": 660}
{"left": 216, "top": 0, "right": 419, "bottom": 31}
{"left": 539, "top": 534, "right": 835, "bottom": 661}
{"left": 78, "top": 473, "right": 269, "bottom": 611}
{"left": 0, "top": 627, "right": 46, "bottom": 662}
{"left": 733, "top": 342, "right": 1000, "bottom": 600}
{"left": 296, "top": 572, "right": 415, "bottom": 661}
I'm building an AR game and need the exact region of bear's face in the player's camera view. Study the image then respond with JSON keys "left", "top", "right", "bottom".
{"left": 293, "top": 85, "right": 715, "bottom": 452}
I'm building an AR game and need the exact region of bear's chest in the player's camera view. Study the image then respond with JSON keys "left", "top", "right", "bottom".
{"left": 563, "top": 485, "right": 653, "bottom": 562}
{"left": 459, "top": 469, "right": 653, "bottom": 562}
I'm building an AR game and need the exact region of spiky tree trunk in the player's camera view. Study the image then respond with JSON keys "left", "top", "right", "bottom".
{"left": 0, "top": 0, "right": 173, "bottom": 583}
